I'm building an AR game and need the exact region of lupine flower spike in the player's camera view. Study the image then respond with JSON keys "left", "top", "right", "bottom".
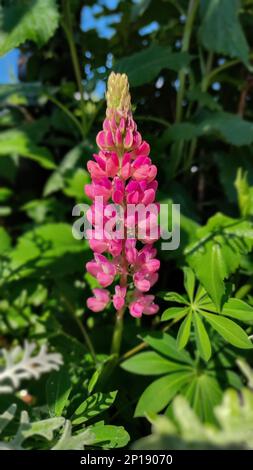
{"left": 86, "top": 72, "right": 160, "bottom": 320}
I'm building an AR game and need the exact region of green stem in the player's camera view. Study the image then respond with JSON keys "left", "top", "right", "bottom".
{"left": 184, "top": 52, "right": 213, "bottom": 170}
{"left": 175, "top": 0, "right": 200, "bottom": 123}
{"left": 62, "top": 0, "right": 86, "bottom": 134}
{"left": 61, "top": 293, "right": 98, "bottom": 364}
{"left": 110, "top": 307, "right": 125, "bottom": 357}
{"left": 47, "top": 94, "right": 84, "bottom": 137}
{"left": 119, "top": 316, "right": 182, "bottom": 363}
{"left": 201, "top": 58, "right": 239, "bottom": 92}
{"left": 235, "top": 283, "right": 252, "bottom": 300}
{"left": 135, "top": 115, "right": 171, "bottom": 128}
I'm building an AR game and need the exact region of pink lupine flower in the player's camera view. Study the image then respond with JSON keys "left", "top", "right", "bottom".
{"left": 85, "top": 177, "right": 112, "bottom": 201}
{"left": 86, "top": 253, "right": 117, "bottom": 287}
{"left": 131, "top": 156, "right": 157, "bottom": 182}
{"left": 125, "top": 180, "right": 157, "bottom": 205}
{"left": 85, "top": 72, "right": 160, "bottom": 319}
{"left": 129, "top": 293, "right": 159, "bottom": 318}
{"left": 87, "top": 229, "right": 122, "bottom": 257}
{"left": 87, "top": 288, "right": 110, "bottom": 312}
{"left": 87, "top": 151, "right": 119, "bottom": 179}
{"left": 112, "top": 177, "right": 125, "bottom": 204}
{"left": 113, "top": 286, "right": 127, "bottom": 310}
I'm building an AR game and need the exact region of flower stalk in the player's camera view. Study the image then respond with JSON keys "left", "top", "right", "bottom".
{"left": 84, "top": 72, "right": 160, "bottom": 357}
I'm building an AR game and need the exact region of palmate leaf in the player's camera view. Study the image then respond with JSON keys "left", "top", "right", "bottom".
{"left": 0, "top": 0, "right": 59, "bottom": 57}
{"left": 161, "top": 267, "right": 253, "bottom": 356}
{"left": 199, "top": 0, "right": 250, "bottom": 66}
{"left": 123, "top": 330, "right": 242, "bottom": 423}
{"left": 161, "top": 306, "right": 189, "bottom": 322}
{"left": 199, "top": 297, "right": 253, "bottom": 324}
{"left": 185, "top": 213, "right": 253, "bottom": 310}
{"left": 183, "top": 267, "right": 195, "bottom": 303}
{"left": 133, "top": 388, "right": 253, "bottom": 450}
{"left": 177, "top": 312, "right": 192, "bottom": 350}
{"left": 134, "top": 371, "right": 193, "bottom": 417}
{"left": 121, "top": 351, "right": 191, "bottom": 376}
{"left": 140, "top": 332, "right": 193, "bottom": 365}
{"left": 180, "top": 374, "right": 222, "bottom": 424}
{"left": 193, "top": 313, "right": 212, "bottom": 362}
{"left": 114, "top": 45, "right": 191, "bottom": 86}
{"left": 200, "top": 312, "right": 252, "bottom": 349}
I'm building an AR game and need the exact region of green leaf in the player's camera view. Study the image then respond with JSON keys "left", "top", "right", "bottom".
{"left": 0, "top": 227, "right": 11, "bottom": 254}
{"left": 183, "top": 374, "right": 222, "bottom": 423}
{"left": 43, "top": 143, "right": 89, "bottom": 196}
{"left": 0, "top": 83, "right": 53, "bottom": 107}
{"left": 161, "top": 306, "right": 188, "bottom": 322}
{"left": 6, "top": 409, "right": 65, "bottom": 449}
{"left": 88, "top": 370, "right": 100, "bottom": 395}
{"left": 202, "top": 297, "right": 253, "bottom": 324}
{"left": 46, "top": 368, "right": 71, "bottom": 417}
{"left": 199, "top": 0, "right": 250, "bottom": 66}
{"left": 0, "top": 0, "right": 59, "bottom": 57}
{"left": 52, "top": 421, "right": 95, "bottom": 450}
{"left": 72, "top": 391, "right": 117, "bottom": 425}
{"left": 140, "top": 332, "right": 193, "bottom": 365}
{"left": 189, "top": 240, "right": 228, "bottom": 311}
{"left": 133, "top": 388, "right": 253, "bottom": 449}
{"left": 0, "top": 404, "right": 16, "bottom": 434}
{"left": 164, "top": 112, "right": 253, "bottom": 146}
{"left": 135, "top": 371, "right": 192, "bottom": 417}
{"left": 235, "top": 168, "right": 253, "bottom": 217}
{"left": 0, "top": 128, "right": 55, "bottom": 169}
{"left": 4, "top": 223, "right": 87, "bottom": 281}
{"left": 193, "top": 313, "right": 212, "bottom": 361}
{"left": 121, "top": 351, "right": 189, "bottom": 376}
{"left": 185, "top": 213, "right": 253, "bottom": 310}
{"left": 63, "top": 168, "right": 90, "bottom": 201}
{"left": 177, "top": 312, "right": 192, "bottom": 350}
{"left": 201, "top": 311, "right": 253, "bottom": 349}
{"left": 186, "top": 88, "right": 221, "bottom": 111}
{"left": 183, "top": 267, "right": 195, "bottom": 302}
{"left": 89, "top": 422, "right": 130, "bottom": 449}
{"left": 157, "top": 291, "right": 188, "bottom": 304}
{"left": 114, "top": 45, "right": 191, "bottom": 86}
{"left": 130, "top": 0, "right": 151, "bottom": 21}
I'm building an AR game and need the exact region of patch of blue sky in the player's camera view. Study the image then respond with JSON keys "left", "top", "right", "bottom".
{"left": 81, "top": 4, "right": 121, "bottom": 39}
{"left": 0, "top": 49, "right": 19, "bottom": 84}
{"left": 99, "top": 0, "right": 119, "bottom": 9}
{"left": 0, "top": 0, "right": 119, "bottom": 85}
{"left": 139, "top": 21, "right": 159, "bottom": 36}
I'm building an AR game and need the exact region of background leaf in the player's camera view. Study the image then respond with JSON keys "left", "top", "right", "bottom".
{"left": 46, "top": 367, "right": 71, "bottom": 417}
{"left": 0, "top": 0, "right": 59, "bottom": 57}
{"left": 115, "top": 45, "right": 191, "bottom": 86}
{"left": 199, "top": 0, "right": 249, "bottom": 65}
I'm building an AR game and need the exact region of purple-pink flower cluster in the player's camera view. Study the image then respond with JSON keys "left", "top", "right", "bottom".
{"left": 85, "top": 73, "right": 159, "bottom": 318}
